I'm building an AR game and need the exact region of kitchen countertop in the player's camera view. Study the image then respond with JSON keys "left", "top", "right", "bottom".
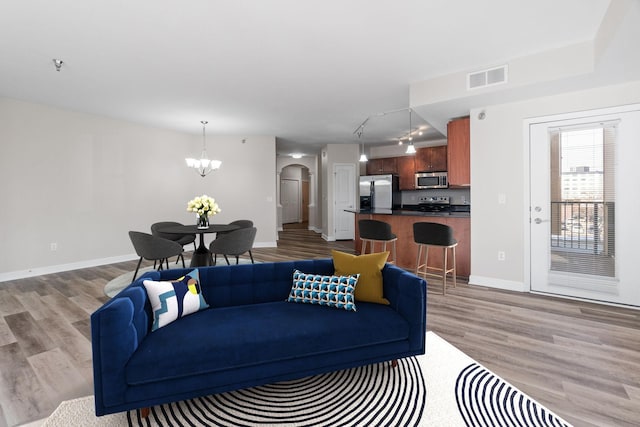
{"left": 346, "top": 208, "right": 470, "bottom": 218}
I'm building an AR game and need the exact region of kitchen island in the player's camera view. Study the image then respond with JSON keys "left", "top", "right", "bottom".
{"left": 348, "top": 209, "right": 470, "bottom": 278}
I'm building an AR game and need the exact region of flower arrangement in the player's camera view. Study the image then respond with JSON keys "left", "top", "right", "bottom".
{"left": 187, "top": 195, "right": 221, "bottom": 228}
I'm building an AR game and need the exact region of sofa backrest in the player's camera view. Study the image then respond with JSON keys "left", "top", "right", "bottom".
{"left": 135, "top": 259, "right": 336, "bottom": 309}
{"left": 199, "top": 259, "right": 336, "bottom": 307}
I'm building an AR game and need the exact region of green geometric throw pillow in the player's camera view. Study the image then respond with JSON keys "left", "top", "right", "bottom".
{"left": 287, "top": 270, "right": 359, "bottom": 312}
{"left": 143, "top": 269, "right": 209, "bottom": 331}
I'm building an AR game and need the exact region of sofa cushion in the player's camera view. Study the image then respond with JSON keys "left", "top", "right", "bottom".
{"left": 287, "top": 270, "right": 359, "bottom": 311}
{"left": 143, "top": 269, "right": 209, "bottom": 331}
{"left": 331, "top": 250, "right": 390, "bottom": 305}
{"left": 125, "top": 300, "right": 409, "bottom": 385}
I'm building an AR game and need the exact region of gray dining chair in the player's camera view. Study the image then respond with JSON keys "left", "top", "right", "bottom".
{"left": 128, "top": 231, "right": 185, "bottom": 281}
{"left": 209, "top": 227, "right": 257, "bottom": 265}
{"left": 151, "top": 221, "right": 196, "bottom": 265}
{"left": 212, "top": 220, "right": 254, "bottom": 264}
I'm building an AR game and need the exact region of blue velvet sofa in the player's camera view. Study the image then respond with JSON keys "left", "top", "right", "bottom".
{"left": 91, "top": 258, "right": 426, "bottom": 416}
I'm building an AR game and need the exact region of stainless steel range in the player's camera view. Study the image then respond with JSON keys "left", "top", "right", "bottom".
{"left": 416, "top": 196, "right": 450, "bottom": 212}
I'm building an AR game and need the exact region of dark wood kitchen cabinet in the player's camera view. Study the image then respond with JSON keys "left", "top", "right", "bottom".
{"left": 366, "top": 157, "right": 397, "bottom": 175}
{"left": 396, "top": 156, "right": 416, "bottom": 190}
{"left": 415, "top": 145, "right": 447, "bottom": 172}
{"left": 447, "top": 117, "right": 470, "bottom": 187}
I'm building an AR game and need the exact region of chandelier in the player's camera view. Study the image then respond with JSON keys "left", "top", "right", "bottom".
{"left": 185, "top": 121, "right": 221, "bottom": 177}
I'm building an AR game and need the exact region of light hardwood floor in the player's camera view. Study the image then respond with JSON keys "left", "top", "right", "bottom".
{"left": 1, "top": 225, "right": 638, "bottom": 426}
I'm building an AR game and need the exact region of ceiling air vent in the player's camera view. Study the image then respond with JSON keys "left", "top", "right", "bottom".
{"left": 467, "top": 65, "right": 508, "bottom": 90}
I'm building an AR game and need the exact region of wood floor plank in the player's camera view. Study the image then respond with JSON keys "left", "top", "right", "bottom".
{"left": 74, "top": 357, "right": 95, "bottom": 385}
{"left": 13, "top": 292, "right": 57, "bottom": 321}
{"left": 28, "top": 347, "right": 91, "bottom": 403}
{"left": 40, "top": 292, "right": 89, "bottom": 323}
{"left": 0, "top": 343, "right": 53, "bottom": 426}
{"left": 68, "top": 292, "right": 106, "bottom": 315}
{"left": 0, "top": 291, "right": 25, "bottom": 317}
{"left": 0, "top": 404, "right": 6, "bottom": 427}
{"left": 4, "top": 312, "right": 55, "bottom": 358}
{"left": 0, "top": 318, "right": 16, "bottom": 348}
{"left": 71, "top": 318, "right": 92, "bottom": 342}
{"left": 36, "top": 314, "right": 92, "bottom": 365}
{"left": 562, "top": 380, "right": 639, "bottom": 427}
{"left": 29, "top": 278, "right": 56, "bottom": 297}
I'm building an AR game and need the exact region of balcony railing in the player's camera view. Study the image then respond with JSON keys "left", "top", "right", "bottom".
{"left": 550, "top": 201, "right": 614, "bottom": 255}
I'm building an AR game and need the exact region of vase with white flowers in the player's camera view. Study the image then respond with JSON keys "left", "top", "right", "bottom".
{"left": 187, "top": 195, "right": 221, "bottom": 229}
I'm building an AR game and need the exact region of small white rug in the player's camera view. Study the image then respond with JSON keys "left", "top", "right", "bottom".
{"left": 104, "top": 266, "right": 155, "bottom": 298}
{"left": 44, "top": 332, "right": 571, "bottom": 426}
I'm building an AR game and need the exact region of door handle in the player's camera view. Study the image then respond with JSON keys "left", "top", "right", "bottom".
{"left": 534, "top": 218, "right": 549, "bottom": 224}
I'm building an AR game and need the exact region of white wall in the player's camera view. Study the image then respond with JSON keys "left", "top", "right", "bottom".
{"left": 469, "top": 80, "right": 640, "bottom": 290}
{"left": 0, "top": 97, "right": 277, "bottom": 280}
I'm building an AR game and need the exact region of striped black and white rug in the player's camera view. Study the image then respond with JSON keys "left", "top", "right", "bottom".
{"left": 44, "top": 332, "right": 571, "bottom": 426}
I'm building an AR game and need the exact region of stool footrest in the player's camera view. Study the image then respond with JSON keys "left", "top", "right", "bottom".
{"left": 415, "top": 242, "right": 457, "bottom": 295}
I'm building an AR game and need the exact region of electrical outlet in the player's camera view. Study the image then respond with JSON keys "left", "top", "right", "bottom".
{"left": 50, "top": 243, "right": 58, "bottom": 251}
{"left": 498, "top": 193, "right": 506, "bottom": 204}
{"left": 497, "top": 251, "right": 505, "bottom": 261}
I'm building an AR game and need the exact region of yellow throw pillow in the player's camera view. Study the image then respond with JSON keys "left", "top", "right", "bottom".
{"left": 332, "top": 250, "right": 390, "bottom": 305}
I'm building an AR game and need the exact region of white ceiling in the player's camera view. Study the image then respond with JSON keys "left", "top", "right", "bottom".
{"left": 0, "top": 0, "right": 616, "bottom": 155}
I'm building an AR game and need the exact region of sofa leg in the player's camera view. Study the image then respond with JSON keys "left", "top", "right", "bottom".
{"left": 391, "top": 359, "right": 398, "bottom": 368}
{"left": 139, "top": 407, "right": 150, "bottom": 418}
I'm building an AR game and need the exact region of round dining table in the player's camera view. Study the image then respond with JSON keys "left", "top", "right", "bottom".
{"left": 159, "top": 224, "right": 240, "bottom": 267}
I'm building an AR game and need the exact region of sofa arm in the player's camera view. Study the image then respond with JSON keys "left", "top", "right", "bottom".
{"left": 382, "top": 264, "right": 426, "bottom": 353}
{"left": 91, "top": 286, "right": 149, "bottom": 414}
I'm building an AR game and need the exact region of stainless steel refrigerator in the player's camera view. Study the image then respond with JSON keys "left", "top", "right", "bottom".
{"left": 359, "top": 174, "right": 401, "bottom": 210}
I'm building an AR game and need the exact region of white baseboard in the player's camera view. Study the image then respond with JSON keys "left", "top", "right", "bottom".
{"left": 0, "top": 242, "right": 283, "bottom": 282}
{"left": 468, "top": 275, "right": 527, "bottom": 292}
{"left": 322, "top": 233, "right": 336, "bottom": 242}
{"left": 253, "top": 241, "right": 277, "bottom": 248}
{"left": 0, "top": 254, "right": 139, "bottom": 283}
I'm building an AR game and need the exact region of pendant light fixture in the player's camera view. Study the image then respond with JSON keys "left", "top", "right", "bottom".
{"left": 406, "top": 108, "right": 416, "bottom": 154}
{"left": 359, "top": 143, "right": 368, "bottom": 162}
{"left": 185, "top": 121, "right": 222, "bottom": 177}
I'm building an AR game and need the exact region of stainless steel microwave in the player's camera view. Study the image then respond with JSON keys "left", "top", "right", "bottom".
{"left": 415, "top": 171, "right": 448, "bottom": 189}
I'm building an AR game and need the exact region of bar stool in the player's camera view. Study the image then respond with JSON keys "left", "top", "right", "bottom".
{"left": 358, "top": 219, "right": 397, "bottom": 264}
{"left": 413, "top": 222, "right": 457, "bottom": 294}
